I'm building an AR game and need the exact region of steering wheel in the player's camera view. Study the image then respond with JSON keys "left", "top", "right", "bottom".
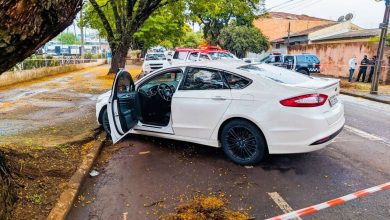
{"left": 157, "top": 83, "right": 174, "bottom": 101}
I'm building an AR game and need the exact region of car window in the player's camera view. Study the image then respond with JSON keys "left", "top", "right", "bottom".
{"left": 223, "top": 72, "right": 251, "bottom": 89}
{"left": 116, "top": 72, "right": 134, "bottom": 98}
{"left": 199, "top": 54, "right": 210, "bottom": 61}
{"left": 180, "top": 68, "right": 228, "bottom": 90}
{"left": 139, "top": 70, "right": 183, "bottom": 92}
{"left": 308, "top": 55, "right": 320, "bottom": 63}
{"left": 173, "top": 51, "right": 188, "bottom": 60}
{"left": 145, "top": 53, "right": 166, "bottom": 61}
{"left": 297, "top": 55, "right": 306, "bottom": 63}
{"left": 208, "top": 52, "right": 237, "bottom": 60}
{"left": 188, "top": 52, "right": 199, "bottom": 61}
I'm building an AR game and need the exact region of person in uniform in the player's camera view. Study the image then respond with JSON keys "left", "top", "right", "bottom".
{"left": 356, "top": 55, "right": 370, "bottom": 82}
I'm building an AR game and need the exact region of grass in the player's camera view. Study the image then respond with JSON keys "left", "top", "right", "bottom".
{"left": 56, "top": 144, "right": 71, "bottom": 154}
{"left": 340, "top": 80, "right": 390, "bottom": 95}
{"left": 26, "top": 194, "right": 43, "bottom": 205}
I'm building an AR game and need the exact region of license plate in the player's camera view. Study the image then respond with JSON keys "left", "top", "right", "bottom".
{"left": 329, "top": 95, "right": 338, "bottom": 107}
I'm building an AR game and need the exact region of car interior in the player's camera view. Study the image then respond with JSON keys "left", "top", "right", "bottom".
{"left": 137, "top": 69, "right": 183, "bottom": 126}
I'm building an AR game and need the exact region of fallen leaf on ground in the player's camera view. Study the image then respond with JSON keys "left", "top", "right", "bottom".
{"left": 139, "top": 151, "right": 151, "bottom": 155}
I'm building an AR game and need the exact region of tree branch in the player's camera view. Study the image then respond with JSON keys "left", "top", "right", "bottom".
{"left": 89, "top": 0, "right": 115, "bottom": 43}
{"left": 110, "top": 0, "right": 123, "bottom": 34}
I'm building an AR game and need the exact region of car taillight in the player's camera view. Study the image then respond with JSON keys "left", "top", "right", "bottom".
{"left": 318, "top": 64, "right": 321, "bottom": 72}
{"left": 280, "top": 94, "right": 328, "bottom": 107}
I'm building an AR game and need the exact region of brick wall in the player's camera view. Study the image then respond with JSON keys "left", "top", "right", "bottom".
{"left": 253, "top": 18, "right": 334, "bottom": 41}
{"left": 288, "top": 42, "right": 390, "bottom": 84}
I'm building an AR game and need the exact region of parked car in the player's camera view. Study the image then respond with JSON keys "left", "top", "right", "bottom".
{"left": 96, "top": 61, "right": 344, "bottom": 165}
{"left": 141, "top": 53, "right": 170, "bottom": 76}
{"left": 171, "top": 46, "right": 239, "bottom": 64}
{"left": 282, "top": 54, "right": 321, "bottom": 75}
{"left": 185, "top": 49, "right": 239, "bottom": 62}
{"left": 261, "top": 53, "right": 285, "bottom": 67}
{"left": 261, "top": 53, "right": 321, "bottom": 75}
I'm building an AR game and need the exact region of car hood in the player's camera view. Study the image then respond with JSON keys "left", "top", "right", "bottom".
{"left": 97, "top": 90, "right": 111, "bottom": 102}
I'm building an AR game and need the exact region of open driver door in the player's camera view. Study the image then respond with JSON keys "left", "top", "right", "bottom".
{"left": 107, "top": 69, "right": 139, "bottom": 143}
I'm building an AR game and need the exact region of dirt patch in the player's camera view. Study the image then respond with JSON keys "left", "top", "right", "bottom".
{"left": 1, "top": 143, "right": 82, "bottom": 219}
{"left": 160, "top": 195, "right": 250, "bottom": 220}
{"left": 0, "top": 65, "right": 141, "bottom": 219}
{"left": 339, "top": 80, "right": 390, "bottom": 95}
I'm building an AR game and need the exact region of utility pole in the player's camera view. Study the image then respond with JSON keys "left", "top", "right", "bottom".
{"left": 287, "top": 22, "right": 291, "bottom": 53}
{"left": 370, "top": 0, "right": 390, "bottom": 94}
{"left": 80, "top": 5, "right": 85, "bottom": 59}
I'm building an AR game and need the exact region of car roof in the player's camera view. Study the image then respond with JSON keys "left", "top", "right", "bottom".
{"left": 171, "top": 60, "right": 254, "bottom": 76}
{"left": 146, "top": 52, "right": 165, "bottom": 55}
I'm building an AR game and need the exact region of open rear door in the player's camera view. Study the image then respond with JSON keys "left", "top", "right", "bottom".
{"left": 107, "top": 70, "right": 139, "bottom": 143}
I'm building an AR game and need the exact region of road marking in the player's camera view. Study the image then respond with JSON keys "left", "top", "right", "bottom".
{"left": 267, "top": 192, "right": 303, "bottom": 220}
{"left": 344, "top": 125, "right": 390, "bottom": 146}
{"left": 267, "top": 182, "right": 390, "bottom": 220}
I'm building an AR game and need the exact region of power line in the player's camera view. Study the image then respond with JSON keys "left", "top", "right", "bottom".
{"left": 287, "top": 0, "right": 324, "bottom": 13}
{"left": 269, "top": 0, "right": 315, "bottom": 12}
{"left": 267, "top": 0, "right": 295, "bottom": 11}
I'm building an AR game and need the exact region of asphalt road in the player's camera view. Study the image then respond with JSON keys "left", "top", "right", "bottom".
{"left": 68, "top": 95, "right": 390, "bottom": 220}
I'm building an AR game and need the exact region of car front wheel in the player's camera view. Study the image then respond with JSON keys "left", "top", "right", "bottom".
{"left": 220, "top": 119, "right": 266, "bottom": 165}
{"left": 102, "top": 108, "right": 111, "bottom": 136}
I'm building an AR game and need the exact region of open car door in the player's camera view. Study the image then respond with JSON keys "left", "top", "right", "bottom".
{"left": 107, "top": 70, "right": 139, "bottom": 143}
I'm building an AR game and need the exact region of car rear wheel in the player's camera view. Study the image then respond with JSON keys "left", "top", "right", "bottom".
{"left": 220, "top": 119, "right": 266, "bottom": 165}
{"left": 102, "top": 108, "right": 111, "bottom": 136}
{"left": 297, "top": 69, "right": 309, "bottom": 75}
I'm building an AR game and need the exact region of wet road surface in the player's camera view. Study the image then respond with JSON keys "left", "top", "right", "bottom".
{"left": 68, "top": 95, "right": 390, "bottom": 220}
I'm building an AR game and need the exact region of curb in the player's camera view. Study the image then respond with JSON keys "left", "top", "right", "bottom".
{"left": 341, "top": 91, "right": 390, "bottom": 105}
{"left": 47, "top": 133, "right": 107, "bottom": 220}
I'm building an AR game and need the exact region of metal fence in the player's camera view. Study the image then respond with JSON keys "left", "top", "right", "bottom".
{"left": 12, "top": 58, "right": 102, "bottom": 71}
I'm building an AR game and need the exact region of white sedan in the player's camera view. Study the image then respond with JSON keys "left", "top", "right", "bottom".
{"left": 141, "top": 53, "right": 170, "bottom": 76}
{"left": 96, "top": 61, "right": 344, "bottom": 165}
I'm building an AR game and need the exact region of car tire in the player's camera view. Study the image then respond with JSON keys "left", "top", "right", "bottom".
{"left": 297, "top": 69, "right": 309, "bottom": 75}
{"left": 220, "top": 119, "right": 266, "bottom": 165}
{"left": 102, "top": 108, "right": 111, "bottom": 136}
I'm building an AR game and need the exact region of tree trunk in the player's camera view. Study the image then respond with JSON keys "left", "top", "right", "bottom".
{"left": 0, "top": 0, "right": 82, "bottom": 74}
{"left": 109, "top": 44, "right": 130, "bottom": 74}
{"left": 0, "top": 153, "right": 16, "bottom": 220}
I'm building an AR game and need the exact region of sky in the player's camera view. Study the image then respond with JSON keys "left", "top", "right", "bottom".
{"left": 266, "top": 0, "right": 386, "bottom": 29}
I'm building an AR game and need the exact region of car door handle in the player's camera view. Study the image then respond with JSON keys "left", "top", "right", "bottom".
{"left": 212, "top": 96, "right": 227, "bottom": 101}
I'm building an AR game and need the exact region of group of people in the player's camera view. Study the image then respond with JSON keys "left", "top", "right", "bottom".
{"left": 348, "top": 55, "right": 377, "bottom": 83}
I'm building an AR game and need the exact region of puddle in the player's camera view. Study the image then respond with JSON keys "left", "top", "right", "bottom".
{"left": 0, "top": 88, "right": 49, "bottom": 102}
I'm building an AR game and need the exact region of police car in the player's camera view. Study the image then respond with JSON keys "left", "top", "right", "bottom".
{"left": 283, "top": 54, "right": 320, "bottom": 75}
{"left": 262, "top": 53, "right": 321, "bottom": 75}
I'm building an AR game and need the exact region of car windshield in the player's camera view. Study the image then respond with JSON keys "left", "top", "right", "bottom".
{"left": 208, "top": 52, "right": 237, "bottom": 60}
{"left": 145, "top": 53, "right": 166, "bottom": 61}
{"left": 238, "top": 64, "right": 313, "bottom": 85}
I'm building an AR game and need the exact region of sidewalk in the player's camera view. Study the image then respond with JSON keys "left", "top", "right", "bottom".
{"left": 340, "top": 80, "right": 390, "bottom": 104}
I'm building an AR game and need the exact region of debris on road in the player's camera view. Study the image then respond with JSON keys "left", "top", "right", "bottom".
{"left": 139, "top": 151, "right": 151, "bottom": 155}
{"left": 144, "top": 200, "right": 164, "bottom": 207}
{"left": 159, "top": 195, "right": 250, "bottom": 220}
{"left": 89, "top": 170, "right": 99, "bottom": 177}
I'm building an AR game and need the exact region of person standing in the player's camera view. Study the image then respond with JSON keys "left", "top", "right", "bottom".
{"left": 348, "top": 56, "right": 357, "bottom": 82}
{"left": 356, "top": 55, "right": 370, "bottom": 82}
{"left": 367, "top": 56, "right": 377, "bottom": 83}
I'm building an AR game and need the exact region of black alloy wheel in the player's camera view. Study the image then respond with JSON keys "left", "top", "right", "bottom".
{"left": 221, "top": 120, "right": 266, "bottom": 165}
